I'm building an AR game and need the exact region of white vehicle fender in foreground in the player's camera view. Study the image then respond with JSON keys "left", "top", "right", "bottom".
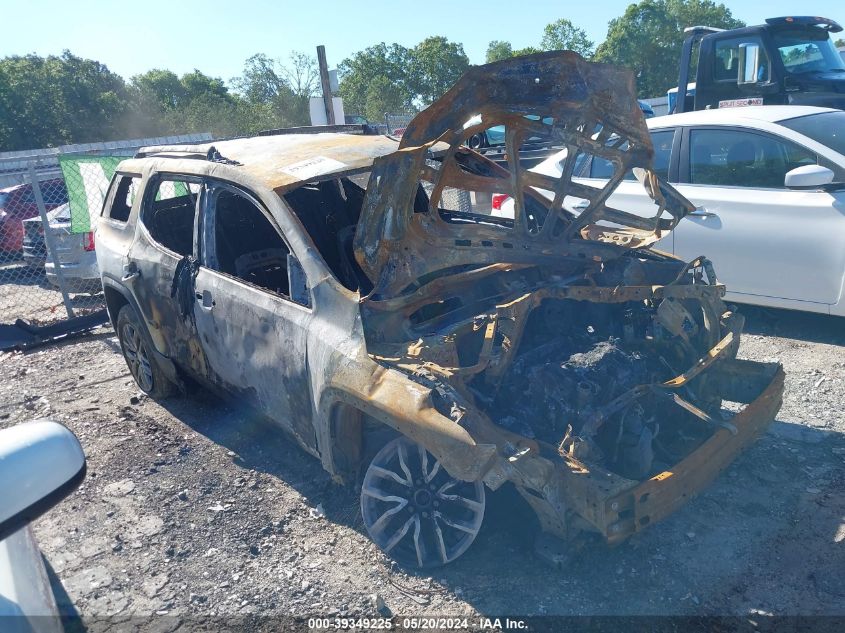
{"left": 0, "top": 420, "right": 86, "bottom": 631}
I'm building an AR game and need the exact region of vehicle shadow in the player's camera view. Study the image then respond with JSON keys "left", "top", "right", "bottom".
{"left": 156, "top": 389, "right": 538, "bottom": 569}
{"left": 159, "top": 391, "right": 359, "bottom": 520}
{"left": 43, "top": 555, "right": 83, "bottom": 622}
{"left": 738, "top": 305, "right": 845, "bottom": 346}
{"left": 157, "top": 387, "right": 845, "bottom": 615}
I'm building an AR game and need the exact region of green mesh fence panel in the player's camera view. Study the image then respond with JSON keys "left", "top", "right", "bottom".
{"left": 59, "top": 155, "right": 123, "bottom": 234}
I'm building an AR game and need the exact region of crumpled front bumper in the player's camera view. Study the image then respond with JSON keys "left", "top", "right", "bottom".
{"left": 506, "top": 350, "right": 785, "bottom": 545}
{"left": 542, "top": 356, "right": 785, "bottom": 545}
{"left": 600, "top": 359, "right": 784, "bottom": 544}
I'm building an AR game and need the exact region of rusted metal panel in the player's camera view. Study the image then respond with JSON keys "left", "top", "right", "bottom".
{"left": 97, "top": 52, "right": 786, "bottom": 562}
{"left": 134, "top": 133, "right": 400, "bottom": 195}
{"left": 602, "top": 364, "right": 785, "bottom": 543}
{"left": 354, "top": 52, "right": 695, "bottom": 299}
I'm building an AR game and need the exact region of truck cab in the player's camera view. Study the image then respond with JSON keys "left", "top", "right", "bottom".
{"left": 674, "top": 16, "right": 845, "bottom": 113}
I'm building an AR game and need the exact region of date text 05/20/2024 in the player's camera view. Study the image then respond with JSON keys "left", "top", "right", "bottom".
{"left": 308, "top": 617, "right": 528, "bottom": 630}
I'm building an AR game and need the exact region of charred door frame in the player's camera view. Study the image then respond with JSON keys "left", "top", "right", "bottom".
{"left": 193, "top": 179, "right": 318, "bottom": 452}
{"left": 129, "top": 171, "right": 204, "bottom": 364}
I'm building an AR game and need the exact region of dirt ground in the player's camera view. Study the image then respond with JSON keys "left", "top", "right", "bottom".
{"left": 1, "top": 305, "right": 843, "bottom": 624}
{"left": 0, "top": 259, "right": 104, "bottom": 324}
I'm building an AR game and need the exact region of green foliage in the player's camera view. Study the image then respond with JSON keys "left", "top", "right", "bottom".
{"left": 125, "top": 67, "right": 245, "bottom": 139}
{"left": 0, "top": 50, "right": 127, "bottom": 150}
{"left": 131, "top": 69, "right": 188, "bottom": 111}
{"left": 835, "top": 38, "right": 845, "bottom": 48}
{"left": 0, "top": 2, "right": 769, "bottom": 151}
{"left": 408, "top": 37, "right": 470, "bottom": 105}
{"left": 594, "top": 0, "right": 744, "bottom": 98}
{"left": 513, "top": 46, "right": 543, "bottom": 57}
{"left": 339, "top": 37, "right": 468, "bottom": 114}
{"left": 0, "top": 49, "right": 319, "bottom": 151}
{"left": 231, "top": 52, "right": 318, "bottom": 129}
{"left": 486, "top": 41, "right": 514, "bottom": 63}
{"left": 484, "top": 18, "right": 591, "bottom": 66}
{"left": 364, "top": 75, "right": 408, "bottom": 122}
{"left": 540, "top": 19, "right": 595, "bottom": 57}
{"left": 484, "top": 40, "right": 513, "bottom": 64}
{"left": 486, "top": 40, "right": 540, "bottom": 62}
{"left": 338, "top": 43, "right": 414, "bottom": 117}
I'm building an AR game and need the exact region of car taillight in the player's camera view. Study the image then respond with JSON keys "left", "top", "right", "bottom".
{"left": 83, "top": 232, "right": 95, "bottom": 251}
{"left": 491, "top": 193, "right": 509, "bottom": 210}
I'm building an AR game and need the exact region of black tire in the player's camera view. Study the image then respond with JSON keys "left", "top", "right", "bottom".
{"left": 467, "top": 133, "right": 485, "bottom": 149}
{"left": 115, "top": 304, "right": 175, "bottom": 399}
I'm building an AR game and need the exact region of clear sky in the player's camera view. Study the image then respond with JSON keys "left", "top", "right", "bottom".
{"left": 2, "top": 0, "right": 843, "bottom": 84}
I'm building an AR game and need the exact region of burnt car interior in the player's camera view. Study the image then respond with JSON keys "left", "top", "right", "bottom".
{"left": 211, "top": 189, "right": 291, "bottom": 297}
{"left": 108, "top": 175, "right": 134, "bottom": 222}
{"left": 283, "top": 177, "right": 371, "bottom": 294}
{"left": 144, "top": 179, "right": 197, "bottom": 257}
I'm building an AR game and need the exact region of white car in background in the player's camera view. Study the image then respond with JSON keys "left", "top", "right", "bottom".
{"left": 492, "top": 106, "right": 845, "bottom": 317}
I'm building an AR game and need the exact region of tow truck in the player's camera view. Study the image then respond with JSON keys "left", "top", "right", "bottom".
{"left": 672, "top": 16, "right": 845, "bottom": 113}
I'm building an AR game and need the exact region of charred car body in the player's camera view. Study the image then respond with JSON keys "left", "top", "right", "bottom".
{"left": 96, "top": 52, "right": 784, "bottom": 568}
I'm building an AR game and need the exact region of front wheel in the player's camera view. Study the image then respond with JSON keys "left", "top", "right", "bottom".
{"left": 116, "top": 305, "right": 175, "bottom": 399}
{"left": 361, "top": 436, "right": 485, "bottom": 568}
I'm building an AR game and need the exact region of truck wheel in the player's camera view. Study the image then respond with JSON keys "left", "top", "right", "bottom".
{"left": 361, "top": 436, "right": 485, "bottom": 568}
{"left": 116, "top": 305, "right": 175, "bottom": 399}
{"left": 467, "top": 133, "right": 486, "bottom": 149}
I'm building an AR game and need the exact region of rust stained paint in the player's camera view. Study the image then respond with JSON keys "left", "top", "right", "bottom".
{"left": 340, "top": 52, "right": 784, "bottom": 545}
{"left": 131, "top": 134, "right": 401, "bottom": 195}
{"left": 102, "top": 52, "right": 785, "bottom": 555}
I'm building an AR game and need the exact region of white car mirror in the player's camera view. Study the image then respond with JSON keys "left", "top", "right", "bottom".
{"left": 0, "top": 420, "right": 86, "bottom": 542}
{"left": 784, "top": 165, "right": 835, "bottom": 190}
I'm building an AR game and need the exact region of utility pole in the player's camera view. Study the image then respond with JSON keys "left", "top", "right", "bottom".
{"left": 316, "top": 45, "right": 335, "bottom": 125}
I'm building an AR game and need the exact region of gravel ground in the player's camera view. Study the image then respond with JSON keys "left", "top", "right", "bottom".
{"left": 1, "top": 305, "right": 843, "bottom": 625}
{"left": 0, "top": 260, "right": 104, "bottom": 324}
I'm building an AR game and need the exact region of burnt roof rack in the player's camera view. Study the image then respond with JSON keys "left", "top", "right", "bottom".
{"left": 134, "top": 145, "right": 241, "bottom": 165}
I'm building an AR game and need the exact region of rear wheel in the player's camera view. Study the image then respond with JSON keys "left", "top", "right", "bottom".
{"left": 361, "top": 436, "right": 485, "bottom": 568}
{"left": 116, "top": 305, "right": 175, "bottom": 399}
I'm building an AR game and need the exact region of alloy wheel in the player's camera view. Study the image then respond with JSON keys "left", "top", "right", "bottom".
{"left": 361, "top": 436, "right": 485, "bottom": 567}
{"left": 120, "top": 322, "right": 154, "bottom": 393}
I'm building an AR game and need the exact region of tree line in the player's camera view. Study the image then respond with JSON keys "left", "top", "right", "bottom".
{"left": 2, "top": 0, "right": 821, "bottom": 152}
{"left": 0, "top": 51, "right": 321, "bottom": 151}
{"left": 486, "top": 0, "right": 745, "bottom": 98}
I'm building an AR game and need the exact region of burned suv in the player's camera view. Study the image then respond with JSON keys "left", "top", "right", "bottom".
{"left": 96, "top": 53, "right": 784, "bottom": 568}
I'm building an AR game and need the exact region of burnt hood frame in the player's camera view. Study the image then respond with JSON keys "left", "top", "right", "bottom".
{"left": 354, "top": 51, "right": 695, "bottom": 299}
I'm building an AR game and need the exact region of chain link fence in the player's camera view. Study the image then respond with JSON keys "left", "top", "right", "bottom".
{"left": 384, "top": 112, "right": 415, "bottom": 136}
{"left": 0, "top": 161, "right": 113, "bottom": 326}
{"left": 0, "top": 134, "right": 212, "bottom": 333}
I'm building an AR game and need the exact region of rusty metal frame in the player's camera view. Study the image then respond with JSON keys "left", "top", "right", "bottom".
{"left": 355, "top": 52, "right": 696, "bottom": 298}
{"left": 97, "top": 52, "right": 786, "bottom": 562}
